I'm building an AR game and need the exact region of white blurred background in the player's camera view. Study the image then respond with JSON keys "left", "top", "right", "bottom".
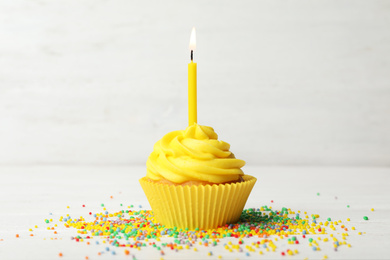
{"left": 0, "top": 0, "right": 389, "bottom": 167}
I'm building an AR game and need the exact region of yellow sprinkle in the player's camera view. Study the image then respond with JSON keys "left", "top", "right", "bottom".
{"left": 67, "top": 206, "right": 69, "bottom": 208}
{"left": 35, "top": 225, "right": 38, "bottom": 228}
{"left": 218, "top": 256, "right": 222, "bottom": 259}
{"left": 371, "top": 208, "right": 374, "bottom": 211}
{"left": 352, "top": 227, "right": 355, "bottom": 230}
{"left": 358, "top": 232, "right": 362, "bottom": 235}
{"left": 29, "top": 229, "right": 32, "bottom": 232}
{"left": 259, "top": 251, "right": 263, "bottom": 255}
{"left": 347, "top": 218, "right": 350, "bottom": 221}
{"left": 193, "top": 248, "right": 197, "bottom": 252}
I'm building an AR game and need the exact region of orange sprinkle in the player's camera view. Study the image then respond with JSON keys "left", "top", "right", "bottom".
{"left": 110, "top": 196, "right": 113, "bottom": 199}
{"left": 85, "top": 257, "right": 89, "bottom": 260}
{"left": 54, "top": 231, "right": 57, "bottom": 234}
{"left": 59, "top": 252, "right": 63, "bottom": 257}
{"left": 30, "top": 234, "right": 34, "bottom": 237}
{"left": 124, "top": 249, "right": 130, "bottom": 255}
{"left": 98, "top": 252, "right": 101, "bottom": 256}
{"left": 87, "top": 242, "right": 90, "bottom": 245}
{"left": 16, "top": 234, "right": 19, "bottom": 238}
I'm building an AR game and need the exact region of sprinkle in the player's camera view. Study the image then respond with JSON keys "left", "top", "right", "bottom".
{"left": 363, "top": 216, "right": 368, "bottom": 220}
{"left": 371, "top": 208, "right": 374, "bottom": 211}
{"left": 59, "top": 252, "right": 63, "bottom": 257}
{"left": 53, "top": 204, "right": 359, "bottom": 259}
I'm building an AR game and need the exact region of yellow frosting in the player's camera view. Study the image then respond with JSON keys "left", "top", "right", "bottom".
{"left": 146, "top": 124, "right": 245, "bottom": 184}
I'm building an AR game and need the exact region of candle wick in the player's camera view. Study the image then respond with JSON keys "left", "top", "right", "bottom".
{"left": 190, "top": 50, "right": 193, "bottom": 61}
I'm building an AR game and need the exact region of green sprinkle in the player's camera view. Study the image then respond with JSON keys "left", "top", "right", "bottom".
{"left": 317, "top": 193, "right": 320, "bottom": 196}
{"left": 101, "top": 203, "right": 104, "bottom": 207}
{"left": 363, "top": 216, "right": 368, "bottom": 220}
{"left": 45, "top": 219, "right": 49, "bottom": 223}
{"left": 327, "top": 218, "right": 331, "bottom": 221}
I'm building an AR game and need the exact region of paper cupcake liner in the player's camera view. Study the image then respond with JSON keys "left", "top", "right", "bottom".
{"left": 139, "top": 175, "right": 256, "bottom": 230}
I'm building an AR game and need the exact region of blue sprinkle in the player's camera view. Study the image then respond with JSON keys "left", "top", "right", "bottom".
{"left": 106, "top": 247, "right": 110, "bottom": 251}
{"left": 209, "top": 251, "right": 213, "bottom": 255}
{"left": 139, "top": 205, "right": 142, "bottom": 208}
{"left": 96, "top": 241, "right": 99, "bottom": 245}
{"left": 111, "top": 251, "right": 116, "bottom": 255}
{"left": 49, "top": 213, "right": 52, "bottom": 215}
{"left": 303, "top": 230, "right": 307, "bottom": 234}
{"left": 105, "top": 211, "right": 108, "bottom": 214}
{"left": 312, "top": 246, "right": 317, "bottom": 251}
{"left": 246, "top": 252, "right": 250, "bottom": 256}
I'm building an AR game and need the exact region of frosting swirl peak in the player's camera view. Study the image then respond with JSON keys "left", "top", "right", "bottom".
{"left": 146, "top": 124, "right": 245, "bottom": 184}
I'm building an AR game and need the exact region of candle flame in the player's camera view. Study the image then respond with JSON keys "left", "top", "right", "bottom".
{"left": 189, "top": 27, "right": 196, "bottom": 51}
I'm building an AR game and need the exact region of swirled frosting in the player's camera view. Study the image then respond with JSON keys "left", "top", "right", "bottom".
{"left": 146, "top": 124, "right": 245, "bottom": 184}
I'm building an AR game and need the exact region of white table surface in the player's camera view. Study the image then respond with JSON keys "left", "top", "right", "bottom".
{"left": 0, "top": 165, "right": 389, "bottom": 260}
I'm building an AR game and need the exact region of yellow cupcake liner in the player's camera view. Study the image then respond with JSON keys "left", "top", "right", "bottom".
{"left": 139, "top": 175, "right": 256, "bottom": 230}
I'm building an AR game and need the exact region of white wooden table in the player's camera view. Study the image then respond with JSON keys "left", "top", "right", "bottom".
{"left": 0, "top": 166, "right": 389, "bottom": 259}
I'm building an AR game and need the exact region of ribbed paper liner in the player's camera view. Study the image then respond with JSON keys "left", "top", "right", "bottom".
{"left": 139, "top": 175, "right": 256, "bottom": 230}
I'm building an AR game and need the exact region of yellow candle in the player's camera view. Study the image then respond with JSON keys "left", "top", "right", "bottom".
{"left": 188, "top": 27, "right": 197, "bottom": 126}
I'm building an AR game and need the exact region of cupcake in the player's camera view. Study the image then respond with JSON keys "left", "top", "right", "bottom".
{"left": 139, "top": 124, "right": 256, "bottom": 230}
